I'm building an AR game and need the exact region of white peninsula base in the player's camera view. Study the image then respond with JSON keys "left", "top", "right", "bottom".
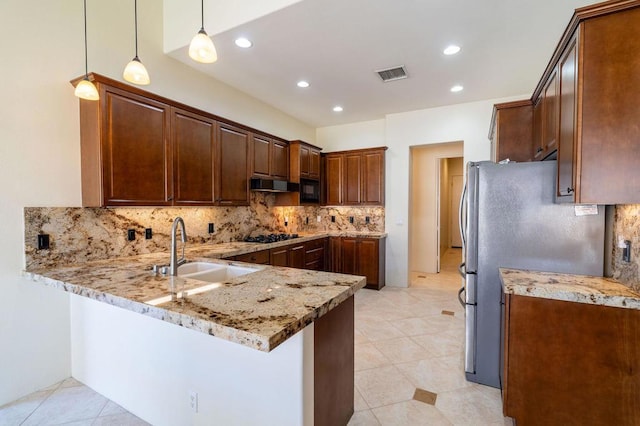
{"left": 70, "top": 294, "right": 328, "bottom": 425}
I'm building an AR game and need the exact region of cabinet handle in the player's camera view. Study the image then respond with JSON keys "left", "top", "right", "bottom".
{"left": 168, "top": 196, "right": 173, "bottom": 201}
{"left": 537, "top": 148, "right": 543, "bottom": 153}
{"left": 567, "top": 187, "right": 574, "bottom": 194}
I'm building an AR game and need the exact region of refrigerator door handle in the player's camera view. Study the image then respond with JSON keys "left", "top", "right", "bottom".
{"left": 465, "top": 303, "right": 476, "bottom": 374}
{"left": 457, "top": 286, "right": 465, "bottom": 308}
{"left": 458, "top": 179, "right": 467, "bottom": 252}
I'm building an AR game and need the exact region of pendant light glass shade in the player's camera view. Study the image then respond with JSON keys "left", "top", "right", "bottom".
{"left": 189, "top": 0, "right": 217, "bottom": 64}
{"left": 75, "top": 78, "right": 100, "bottom": 100}
{"left": 75, "top": 0, "right": 99, "bottom": 101}
{"left": 189, "top": 29, "right": 217, "bottom": 63}
{"left": 123, "top": 0, "right": 150, "bottom": 85}
{"left": 123, "top": 57, "right": 150, "bottom": 85}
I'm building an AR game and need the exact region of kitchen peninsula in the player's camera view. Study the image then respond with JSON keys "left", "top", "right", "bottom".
{"left": 25, "top": 234, "right": 368, "bottom": 426}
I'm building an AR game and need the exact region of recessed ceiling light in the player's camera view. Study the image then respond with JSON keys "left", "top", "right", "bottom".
{"left": 443, "top": 45, "right": 461, "bottom": 55}
{"left": 333, "top": 106, "right": 343, "bottom": 112}
{"left": 235, "top": 37, "right": 253, "bottom": 48}
{"left": 297, "top": 81, "right": 310, "bottom": 88}
{"left": 450, "top": 85, "right": 464, "bottom": 93}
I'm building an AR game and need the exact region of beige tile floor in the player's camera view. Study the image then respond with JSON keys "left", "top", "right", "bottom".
{"left": 1, "top": 248, "right": 512, "bottom": 425}
{"left": 349, "top": 249, "right": 513, "bottom": 426}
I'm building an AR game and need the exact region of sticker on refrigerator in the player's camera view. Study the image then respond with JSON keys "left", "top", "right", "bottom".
{"left": 574, "top": 205, "right": 598, "bottom": 216}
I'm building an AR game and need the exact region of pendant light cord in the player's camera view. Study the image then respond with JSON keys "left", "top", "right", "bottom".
{"left": 134, "top": 0, "right": 139, "bottom": 59}
{"left": 83, "top": 0, "right": 89, "bottom": 75}
{"left": 200, "top": 0, "right": 205, "bottom": 31}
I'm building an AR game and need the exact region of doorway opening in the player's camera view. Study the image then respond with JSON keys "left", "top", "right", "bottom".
{"left": 408, "top": 142, "right": 463, "bottom": 286}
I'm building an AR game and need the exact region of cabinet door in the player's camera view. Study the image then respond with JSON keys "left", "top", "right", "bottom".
{"left": 271, "top": 140, "right": 289, "bottom": 179}
{"left": 252, "top": 135, "right": 271, "bottom": 178}
{"left": 532, "top": 96, "right": 543, "bottom": 160}
{"left": 329, "top": 237, "right": 342, "bottom": 273}
{"left": 325, "top": 155, "right": 343, "bottom": 205}
{"left": 300, "top": 145, "right": 310, "bottom": 177}
{"left": 341, "top": 238, "right": 358, "bottom": 275}
{"left": 270, "top": 247, "right": 288, "bottom": 266}
{"left": 288, "top": 244, "right": 305, "bottom": 269}
{"left": 343, "top": 154, "right": 362, "bottom": 205}
{"left": 102, "top": 88, "right": 172, "bottom": 206}
{"left": 217, "top": 124, "right": 250, "bottom": 205}
{"left": 172, "top": 108, "right": 216, "bottom": 205}
{"left": 357, "top": 239, "right": 379, "bottom": 287}
{"left": 557, "top": 38, "right": 578, "bottom": 200}
{"left": 362, "top": 150, "right": 385, "bottom": 204}
{"left": 542, "top": 69, "right": 559, "bottom": 155}
{"left": 309, "top": 150, "right": 321, "bottom": 179}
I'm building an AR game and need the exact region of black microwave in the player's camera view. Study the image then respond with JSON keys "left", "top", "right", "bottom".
{"left": 300, "top": 178, "right": 320, "bottom": 203}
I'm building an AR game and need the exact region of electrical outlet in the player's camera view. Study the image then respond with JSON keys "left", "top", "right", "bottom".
{"left": 145, "top": 228, "right": 152, "bottom": 239}
{"left": 349, "top": 216, "right": 354, "bottom": 224}
{"left": 127, "top": 229, "right": 135, "bottom": 241}
{"left": 305, "top": 217, "right": 309, "bottom": 225}
{"left": 623, "top": 240, "right": 632, "bottom": 262}
{"left": 365, "top": 216, "right": 371, "bottom": 224}
{"left": 189, "top": 390, "right": 198, "bottom": 413}
{"left": 37, "top": 234, "right": 50, "bottom": 250}
{"left": 317, "top": 215, "right": 321, "bottom": 223}
{"left": 208, "top": 223, "right": 215, "bottom": 234}
{"left": 331, "top": 215, "right": 336, "bottom": 223}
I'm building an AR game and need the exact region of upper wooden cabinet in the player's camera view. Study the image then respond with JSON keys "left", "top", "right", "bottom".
{"left": 81, "top": 84, "right": 173, "bottom": 206}
{"left": 489, "top": 100, "right": 533, "bottom": 163}
{"left": 536, "top": 1, "right": 640, "bottom": 203}
{"left": 74, "top": 73, "right": 296, "bottom": 207}
{"left": 323, "top": 147, "right": 387, "bottom": 206}
{"left": 251, "top": 135, "right": 289, "bottom": 180}
{"left": 172, "top": 108, "right": 216, "bottom": 205}
{"left": 217, "top": 124, "right": 250, "bottom": 205}
{"left": 289, "top": 140, "right": 322, "bottom": 182}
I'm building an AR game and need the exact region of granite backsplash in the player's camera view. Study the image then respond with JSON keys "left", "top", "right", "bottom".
{"left": 611, "top": 204, "right": 640, "bottom": 291}
{"left": 24, "top": 193, "right": 385, "bottom": 269}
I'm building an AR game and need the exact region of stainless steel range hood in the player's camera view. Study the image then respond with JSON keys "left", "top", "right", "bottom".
{"left": 250, "top": 178, "right": 299, "bottom": 192}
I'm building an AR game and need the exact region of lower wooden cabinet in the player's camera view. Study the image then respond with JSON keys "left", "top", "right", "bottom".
{"left": 502, "top": 294, "right": 640, "bottom": 425}
{"left": 224, "top": 236, "right": 385, "bottom": 289}
{"left": 331, "top": 236, "right": 386, "bottom": 290}
{"left": 231, "top": 250, "right": 270, "bottom": 264}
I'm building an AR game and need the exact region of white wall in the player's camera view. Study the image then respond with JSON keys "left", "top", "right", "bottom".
{"left": 316, "top": 95, "right": 528, "bottom": 287}
{"left": 0, "top": 0, "right": 313, "bottom": 405}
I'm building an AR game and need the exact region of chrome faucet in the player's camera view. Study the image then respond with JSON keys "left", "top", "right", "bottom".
{"left": 170, "top": 217, "right": 187, "bottom": 276}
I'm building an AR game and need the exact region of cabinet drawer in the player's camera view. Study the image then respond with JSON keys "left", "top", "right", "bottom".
{"left": 305, "top": 238, "right": 326, "bottom": 251}
{"left": 305, "top": 247, "right": 325, "bottom": 263}
{"left": 234, "top": 249, "right": 270, "bottom": 264}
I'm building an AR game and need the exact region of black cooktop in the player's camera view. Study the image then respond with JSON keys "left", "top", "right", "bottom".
{"left": 243, "top": 233, "right": 299, "bottom": 244}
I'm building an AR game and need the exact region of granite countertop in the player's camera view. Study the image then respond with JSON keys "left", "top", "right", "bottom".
{"left": 25, "top": 239, "right": 367, "bottom": 352}
{"left": 500, "top": 268, "right": 640, "bottom": 310}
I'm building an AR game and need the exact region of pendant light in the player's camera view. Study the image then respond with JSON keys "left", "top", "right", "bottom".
{"left": 74, "top": 0, "right": 99, "bottom": 101}
{"left": 189, "top": 0, "right": 217, "bottom": 63}
{"left": 123, "top": 0, "right": 150, "bottom": 85}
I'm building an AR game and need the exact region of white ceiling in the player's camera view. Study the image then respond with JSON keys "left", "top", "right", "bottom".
{"left": 166, "top": 0, "right": 593, "bottom": 128}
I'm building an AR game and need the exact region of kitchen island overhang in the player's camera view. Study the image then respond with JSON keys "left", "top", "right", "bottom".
{"left": 25, "top": 253, "right": 365, "bottom": 425}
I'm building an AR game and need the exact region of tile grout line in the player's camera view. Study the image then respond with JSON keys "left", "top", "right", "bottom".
{"left": 18, "top": 380, "right": 63, "bottom": 426}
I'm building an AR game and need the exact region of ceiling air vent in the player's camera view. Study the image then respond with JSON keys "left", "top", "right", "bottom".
{"left": 376, "top": 65, "right": 408, "bottom": 82}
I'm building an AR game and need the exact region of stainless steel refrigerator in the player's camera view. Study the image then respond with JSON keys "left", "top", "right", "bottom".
{"left": 458, "top": 160, "right": 605, "bottom": 389}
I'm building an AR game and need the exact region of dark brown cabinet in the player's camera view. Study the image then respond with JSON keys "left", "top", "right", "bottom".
{"left": 304, "top": 238, "right": 327, "bottom": 271}
{"left": 488, "top": 100, "right": 533, "bottom": 163}
{"left": 172, "top": 108, "right": 216, "bottom": 205}
{"left": 80, "top": 84, "right": 172, "bottom": 206}
{"left": 74, "top": 73, "right": 292, "bottom": 207}
{"left": 217, "top": 124, "right": 250, "bottom": 206}
{"left": 325, "top": 155, "right": 343, "bottom": 206}
{"left": 289, "top": 140, "right": 322, "bottom": 182}
{"left": 502, "top": 294, "right": 640, "bottom": 425}
{"left": 330, "top": 236, "right": 385, "bottom": 290}
{"left": 324, "top": 147, "right": 387, "bottom": 206}
{"left": 251, "top": 135, "right": 289, "bottom": 180}
{"left": 269, "top": 242, "right": 306, "bottom": 268}
{"left": 232, "top": 250, "right": 270, "bottom": 264}
{"left": 527, "top": 2, "right": 640, "bottom": 203}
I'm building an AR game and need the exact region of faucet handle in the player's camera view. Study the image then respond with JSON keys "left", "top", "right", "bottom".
{"left": 152, "top": 264, "right": 169, "bottom": 275}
